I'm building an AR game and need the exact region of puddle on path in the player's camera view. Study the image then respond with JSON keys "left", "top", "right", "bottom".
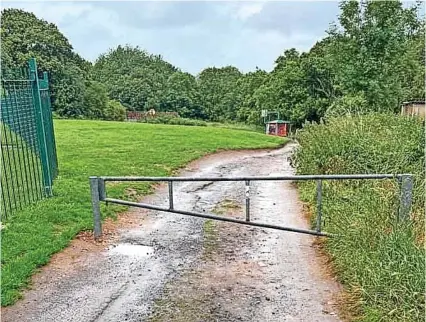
{"left": 107, "top": 243, "right": 154, "bottom": 257}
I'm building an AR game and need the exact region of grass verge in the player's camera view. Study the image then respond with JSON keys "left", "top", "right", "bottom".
{"left": 1, "top": 119, "right": 285, "bottom": 306}
{"left": 293, "top": 114, "right": 425, "bottom": 321}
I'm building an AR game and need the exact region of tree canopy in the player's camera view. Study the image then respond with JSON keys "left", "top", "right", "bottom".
{"left": 1, "top": 9, "right": 90, "bottom": 114}
{"left": 92, "top": 45, "right": 177, "bottom": 111}
{"left": 1, "top": 8, "right": 125, "bottom": 120}
{"left": 1, "top": 1, "right": 424, "bottom": 125}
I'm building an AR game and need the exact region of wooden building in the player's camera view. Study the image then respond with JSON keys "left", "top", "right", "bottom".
{"left": 401, "top": 101, "right": 425, "bottom": 119}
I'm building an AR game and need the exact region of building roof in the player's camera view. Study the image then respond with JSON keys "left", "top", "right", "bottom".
{"left": 402, "top": 100, "right": 425, "bottom": 105}
{"left": 267, "top": 120, "right": 291, "bottom": 124}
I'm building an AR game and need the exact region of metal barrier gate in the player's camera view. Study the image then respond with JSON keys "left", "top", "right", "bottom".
{"left": 89, "top": 174, "right": 413, "bottom": 240}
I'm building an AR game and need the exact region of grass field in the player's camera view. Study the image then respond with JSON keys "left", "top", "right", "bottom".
{"left": 1, "top": 119, "right": 286, "bottom": 306}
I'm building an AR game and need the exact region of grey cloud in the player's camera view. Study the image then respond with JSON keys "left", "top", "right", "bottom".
{"left": 2, "top": 1, "right": 343, "bottom": 74}
{"left": 245, "top": 1, "right": 340, "bottom": 36}
{"left": 93, "top": 1, "right": 218, "bottom": 30}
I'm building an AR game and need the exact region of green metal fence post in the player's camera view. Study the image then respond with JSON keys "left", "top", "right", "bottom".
{"left": 29, "top": 58, "right": 52, "bottom": 196}
{"left": 40, "top": 71, "right": 58, "bottom": 179}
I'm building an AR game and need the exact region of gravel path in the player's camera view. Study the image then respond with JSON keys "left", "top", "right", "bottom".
{"left": 2, "top": 143, "right": 341, "bottom": 322}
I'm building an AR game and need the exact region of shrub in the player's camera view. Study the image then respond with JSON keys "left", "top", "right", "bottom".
{"left": 82, "top": 81, "right": 108, "bottom": 119}
{"left": 104, "top": 100, "right": 126, "bottom": 121}
{"left": 52, "top": 112, "right": 63, "bottom": 119}
{"left": 293, "top": 113, "right": 425, "bottom": 321}
{"left": 167, "top": 118, "right": 207, "bottom": 126}
{"left": 52, "top": 64, "right": 86, "bottom": 118}
{"left": 139, "top": 116, "right": 207, "bottom": 126}
{"left": 324, "top": 93, "right": 368, "bottom": 118}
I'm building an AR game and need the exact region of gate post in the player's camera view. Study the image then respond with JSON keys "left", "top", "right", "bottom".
{"left": 168, "top": 181, "right": 174, "bottom": 210}
{"left": 316, "top": 180, "right": 322, "bottom": 232}
{"left": 245, "top": 180, "right": 250, "bottom": 222}
{"left": 40, "top": 71, "right": 58, "bottom": 179}
{"left": 398, "top": 175, "right": 413, "bottom": 221}
{"left": 29, "top": 58, "right": 52, "bottom": 196}
{"left": 90, "top": 176, "right": 102, "bottom": 240}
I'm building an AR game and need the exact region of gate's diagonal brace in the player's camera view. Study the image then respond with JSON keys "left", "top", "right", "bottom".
{"left": 103, "top": 197, "right": 332, "bottom": 237}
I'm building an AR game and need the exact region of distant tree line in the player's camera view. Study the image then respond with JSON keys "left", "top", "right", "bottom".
{"left": 1, "top": 1, "right": 424, "bottom": 125}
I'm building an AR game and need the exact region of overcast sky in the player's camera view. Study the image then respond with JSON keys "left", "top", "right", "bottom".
{"left": 3, "top": 1, "right": 344, "bottom": 74}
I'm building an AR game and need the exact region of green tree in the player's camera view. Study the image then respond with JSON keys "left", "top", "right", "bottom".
{"left": 328, "top": 0, "right": 425, "bottom": 112}
{"left": 1, "top": 9, "right": 91, "bottom": 115}
{"left": 250, "top": 1, "right": 424, "bottom": 126}
{"left": 159, "top": 72, "right": 204, "bottom": 118}
{"left": 51, "top": 64, "right": 85, "bottom": 118}
{"left": 92, "top": 45, "right": 177, "bottom": 111}
{"left": 3, "top": 2, "right": 424, "bottom": 125}
{"left": 197, "top": 66, "right": 242, "bottom": 121}
{"left": 82, "top": 81, "right": 109, "bottom": 119}
{"left": 236, "top": 68, "right": 268, "bottom": 123}
{"left": 252, "top": 49, "right": 310, "bottom": 126}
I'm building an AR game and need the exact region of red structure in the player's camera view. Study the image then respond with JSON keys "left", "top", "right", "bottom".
{"left": 266, "top": 120, "right": 290, "bottom": 137}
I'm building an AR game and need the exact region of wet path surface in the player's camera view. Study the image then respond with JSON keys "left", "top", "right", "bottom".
{"left": 2, "top": 143, "right": 341, "bottom": 322}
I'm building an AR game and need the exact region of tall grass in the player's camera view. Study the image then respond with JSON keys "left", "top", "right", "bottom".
{"left": 293, "top": 114, "right": 425, "bottom": 321}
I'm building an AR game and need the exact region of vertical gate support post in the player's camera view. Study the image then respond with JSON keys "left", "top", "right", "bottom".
{"left": 98, "top": 178, "right": 106, "bottom": 201}
{"left": 90, "top": 176, "right": 102, "bottom": 240}
{"left": 398, "top": 175, "right": 413, "bottom": 221}
{"left": 316, "top": 180, "right": 322, "bottom": 233}
{"left": 245, "top": 180, "right": 250, "bottom": 222}
{"left": 168, "top": 181, "right": 174, "bottom": 210}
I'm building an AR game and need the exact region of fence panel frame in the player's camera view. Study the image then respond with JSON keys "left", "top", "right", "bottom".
{"left": 29, "top": 58, "right": 52, "bottom": 196}
{"left": 0, "top": 58, "right": 57, "bottom": 219}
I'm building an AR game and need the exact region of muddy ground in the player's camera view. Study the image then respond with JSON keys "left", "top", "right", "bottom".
{"left": 2, "top": 143, "right": 341, "bottom": 322}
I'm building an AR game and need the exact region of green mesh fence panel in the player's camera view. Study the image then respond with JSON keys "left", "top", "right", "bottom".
{"left": 1, "top": 59, "right": 58, "bottom": 220}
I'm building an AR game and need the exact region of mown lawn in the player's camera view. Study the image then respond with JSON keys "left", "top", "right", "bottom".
{"left": 1, "top": 119, "right": 286, "bottom": 306}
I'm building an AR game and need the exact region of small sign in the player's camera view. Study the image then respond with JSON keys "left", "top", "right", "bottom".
{"left": 261, "top": 110, "right": 267, "bottom": 117}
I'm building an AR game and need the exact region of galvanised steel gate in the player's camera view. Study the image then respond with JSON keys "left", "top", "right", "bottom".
{"left": 89, "top": 174, "right": 413, "bottom": 239}
{"left": 1, "top": 58, "right": 58, "bottom": 219}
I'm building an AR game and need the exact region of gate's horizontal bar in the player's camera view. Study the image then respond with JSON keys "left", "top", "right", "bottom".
{"left": 104, "top": 197, "right": 333, "bottom": 237}
{"left": 100, "top": 174, "right": 402, "bottom": 182}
